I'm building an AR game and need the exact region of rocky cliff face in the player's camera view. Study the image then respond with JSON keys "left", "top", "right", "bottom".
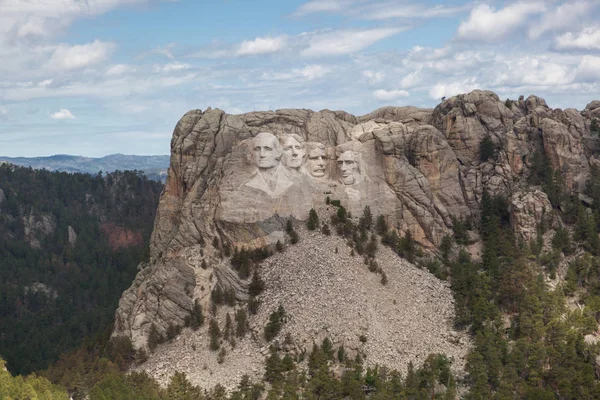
{"left": 113, "top": 90, "right": 600, "bottom": 388}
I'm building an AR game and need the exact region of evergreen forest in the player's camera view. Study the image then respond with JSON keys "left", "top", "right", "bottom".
{"left": 0, "top": 164, "right": 163, "bottom": 375}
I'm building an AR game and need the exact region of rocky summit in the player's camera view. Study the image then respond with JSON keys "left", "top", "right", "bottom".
{"left": 112, "top": 90, "right": 600, "bottom": 389}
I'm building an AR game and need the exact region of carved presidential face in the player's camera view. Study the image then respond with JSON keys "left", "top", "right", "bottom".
{"left": 307, "top": 147, "right": 327, "bottom": 178}
{"left": 280, "top": 136, "right": 306, "bottom": 169}
{"left": 252, "top": 132, "right": 281, "bottom": 169}
{"left": 337, "top": 151, "right": 359, "bottom": 185}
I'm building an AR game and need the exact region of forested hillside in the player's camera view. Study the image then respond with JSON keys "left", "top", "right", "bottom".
{"left": 0, "top": 165, "right": 163, "bottom": 375}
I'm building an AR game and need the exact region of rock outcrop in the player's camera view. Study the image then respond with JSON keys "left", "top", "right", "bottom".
{"left": 113, "top": 90, "right": 600, "bottom": 388}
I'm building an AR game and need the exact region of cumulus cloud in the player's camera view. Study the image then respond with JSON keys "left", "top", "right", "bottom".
{"left": 237, "top": 36, "right": 287, "bottom": 56}
{"left": 45, "top": 40, "right": 113, "bottom": 70}
{"left": 555, "top": 27, "right": 600, "bottom": 51}
{"left": 373, "top": 89, "right": 409, "bottom": 101}
{"left": 363, "top": 70, "right": 384, "bottom": 84}
{"left": 50, "top": 108, "right": 75, "bottom": 120}
{"left": 576, "top": 55, "right": 600, "bottom": 81}
{"left": 302, "top": 28, "right": 406, "bottom": 57}
{"left": 429, "top": 81, "right": 480, "bottom": 100}
{"left": 529, "top": 1, "right": 597, "bottom": 39}
{"left": 457, "top": 3, "right": 546, "bottom": 42}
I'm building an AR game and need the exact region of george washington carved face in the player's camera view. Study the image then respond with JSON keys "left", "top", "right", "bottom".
{"left": 252, "top": 132, "right": 282, "bottom": 170}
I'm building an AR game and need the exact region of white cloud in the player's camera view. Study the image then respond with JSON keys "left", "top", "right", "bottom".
{"left": 263, "top": 64, "right": 331, "bottom": 81}
{"left": 50, "top": 108, "right": 75, "bottom": 120}
{"left": 106, "top": 64, "right": 131, "bottom": 76}
{"left": 555, "top": 27, "right": 600, "bottom": 51}
{"left": 429, "top": 81, "right": 480, "bottom": 100}
{"left": 237, "top": 36, "right": 287, "bottom": 56}
{"left": 363, "top": 70, "right": 384, "bottom": 84}
{"left": 373, "top": 89, "right": 409, "bottom": 101}
{"left": 152, "top": 43, "right": 177, "bottom": 59}
{"left": 399, "top": 69, "right": 423, "bottom": 89}
{"left": 364, "top": 3, "right": 470, "bottom": 20}
{"left": 296, "top": 65, "right": 330, "bottom": 79}
{"left": 292, "top": 0, "right": 357, "bottom": 16}
{"left": 153, "top": 62, "right": 190, "bottom": 73}
{"left": 38, "top": 79, "right": 53, "bottom": 87}
{"left": 45, "top": 40, "right": 113, "bottom": 70}
{"left": 293, "top": 0, "right": 468, "bottom": 20}
{"left": 0, "top": 0, "right": 148, "bottom": 42}
{"left": 576, "top": 56, "right": 600, "bottom": 82}
{"left": 0, "top": 106, "right": 7, "bottom": 117}
{"left": 529, "top": 1, "right": 596, "bottom": 39}
{"left": 457, "top": 3, "right": 546, "bottom": 42}
{"left": 302, "top": 28, "right": 406, "bottom": 57}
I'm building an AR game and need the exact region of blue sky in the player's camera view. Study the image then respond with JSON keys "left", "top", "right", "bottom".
{"left": 1, "top": 0, "right": 599, "bottom": 157}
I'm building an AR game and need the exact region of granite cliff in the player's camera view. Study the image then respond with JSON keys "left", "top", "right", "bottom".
{"left": 112, "top": 90, "right": 600, "bottom": 389}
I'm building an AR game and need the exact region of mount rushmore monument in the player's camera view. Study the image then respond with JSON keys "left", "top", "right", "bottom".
{"left": 219, "top": 131, "right": 397, "bottom": 227}
{"left": 111, "top": 90, "right": 600, "bottom": 388}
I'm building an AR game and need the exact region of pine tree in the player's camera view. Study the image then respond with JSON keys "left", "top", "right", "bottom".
{"left": 209, "top": 318, "right": 221, "bottom": 351}
{"left": 189, "top": 300, "right": 204, "bottom": 330}
{"left": 376, "top": 214, "right": 388, "bottom": 235}
{"left": 359, "top": 205, "right": 373, "bottom": 230}
{"left": 147, "top": 323, "right": 164, "bottom": 352}
{"left": 307, "top": 209, "right": 319, "bottom": 230}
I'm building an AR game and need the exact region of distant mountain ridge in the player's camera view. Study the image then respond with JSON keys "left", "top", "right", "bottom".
{"left": 0, "top": 154, "right": 170, "bottom": 182}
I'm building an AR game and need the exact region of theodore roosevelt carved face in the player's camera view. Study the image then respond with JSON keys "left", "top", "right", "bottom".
{"left": 337, "top": 150, "right": 360, "bottom": 185}
{"left": 252, "top": 132, "right": 282, "bottom": 170}
{"left": 306, "top": 142, "right": 327, "bottom": 178}
{"left": 279, "top": 134, "right": 306, "bottom": 170}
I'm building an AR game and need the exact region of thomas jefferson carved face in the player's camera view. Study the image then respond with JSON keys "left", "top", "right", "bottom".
{"left": 280, "top": 135, "right": 306, "bottom": 169}
{"left": 337, "top": 150, "right": 359, "bottom": 185}
{"left": 307, "top": 146, "right": 327, "bottom": 178}
{"left": 252, "top": 132, "right": 282, "bottom": 170}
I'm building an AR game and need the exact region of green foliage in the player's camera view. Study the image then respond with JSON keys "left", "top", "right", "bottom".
{"left": 247, "top": 296, "right": 260, "bottom": 315}
{"left": 552, "top": 224, "right": 573, "bottom": 254}
{"left": 0, "top": 165, "right": 162, "bottom": 375}
{"left": 528, "top": 150, "right": 563, "bottom": 207}
{"left": 359, "top": 206, "right": 372, "bottom": 230}
{"left": 307, "top": 208, "right": 319, "bottom": 230}
{"left": 275, "top": 240, "right": 283, "bottom": 252}
{"left": 451, "top": 216, "right": 472, "bottom": 245}
{"left": 188, "top": 300, "right": 204, "bottom": 330}
{"left": 147, "top": 323, "right": 165, "bottom": 352}
{"left": 209, "top": 318, "right": 221, "bottom": 351}
{"left": 0, "top": 356, "right": 69, "bottom": 399}
{"left": 235, "top": 308, "right": 248, "bottom": 338}
{"left": 321, "top": 223, "right": 331, "bottom": 235}
{"left": 264, "top": 305, "right": 286, "bottom": 342}
{"left": 248, "top": 270, "right": 265, "bottom": 297}
{"left": 230, "top": 246, "right": 271, "bottom": 280}
{"left": 479, "top": 135, "right": 496, "bottom": 162}
{"left": 166, "top": 371, "right": 204, "bottom": 400}
{"left": 375, "top": 214, "right": 388, "bottom": 236}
